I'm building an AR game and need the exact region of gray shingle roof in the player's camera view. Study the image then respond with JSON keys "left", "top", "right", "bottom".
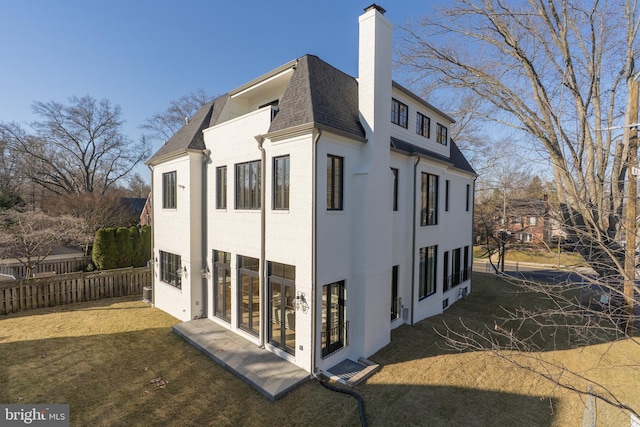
{"left": 147, "top": 55, "right": 475, "bottom": 177}
{"left": 269, "top": 55, "right": 365, "bottom": 139}
{"left": 391, "top": 136, "right": 477, "bottom": 175}
{"left": 146, "top": 98, "right": 217, "bottom": 164}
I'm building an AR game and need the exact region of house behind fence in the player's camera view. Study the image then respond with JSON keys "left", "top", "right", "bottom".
{"left": 0, "top": 256, "right": 92, "bottom": 279}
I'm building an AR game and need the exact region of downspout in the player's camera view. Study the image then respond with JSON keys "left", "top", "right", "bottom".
{"left": 200, "top": 149, "right": 211, "bottom": 319}
{"left": 148, "top": 164, "right": 155, "bottom": 307}
{"left": 256, "top": 136, "right": 267, "bottom": 348}
{"left": 311, "top": 128, "right": 322, "bottom": 376}
{"left": 410, "top": 155, "right": 420, "bottom": 325}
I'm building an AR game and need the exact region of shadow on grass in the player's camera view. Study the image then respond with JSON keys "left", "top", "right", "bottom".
{"left": 0, "top": 327, "right": 557, "bottom": 427}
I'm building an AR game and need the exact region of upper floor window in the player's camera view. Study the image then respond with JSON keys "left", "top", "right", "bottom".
{"left": 391, "top": 168, "right": 399, "bottom": 211}
{"left": 445, "top": 180, "right": 450, "bottom": 212}
{"left": 416, "top": 112, "right": 430, "bottom": 138}
{"left": 327, "top": 155, "right": 344, "bottom": 211}
{"left": 391, "top": 98, "right": 408, "bottom": 128}
{"left": 466, "top": 184, "right": 471, "bottom": 211}
{"left": 159, "top": 250, "right": 181, "bottom": 288}
{"left": 162, "top": 171, "right": 177, "bottom": 209}
{"left": 216, "top": 166, "right": 227, "bottom": 209}
{"left": 436, "top": 123, "right": 448, "bottom": 145}
{"left": 236, "top": 160, "right": 261, "bottom": 210}
{"left": 421, "top": 173, "right": 439, "bottom": 226}
{"left": 273, "top": 155, "right": 290, "bottom": 210}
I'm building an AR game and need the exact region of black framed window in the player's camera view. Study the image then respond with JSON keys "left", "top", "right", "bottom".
{"left": 327, "top": 155, "right": 344, "bottom": 210}
{"left": 436, "top": 123, "right": 448, "bottom": 145}
{"left": 273, "top": 155, "right": 290, "bottom": 210}
{"left": 391, "top": 265, "right": 400, "bottom": 320}
{"left": 235, "top": 160, "right": 261, "bottom": 209}
{"left": 463, "top": 246, "right": 470, "bottom": 281}
{"left": 419, "top": 246, "right": 437, "bottom": 299}
{"left": 443, "top": 250, "right": 450, "bottom": 292}
{"left": 216, "top": 166, "right": 227, "bottom": 209}
{"left": 391, "top": 168, "right": 398, "bottom": 211}
{"left": 391, "top": 98, "right": 408, "bottom": 128}
{"left": 452, "top": 248, "right": 462, "bottom": 286}
{"left": 416, "top": 112, "right": 430, "bottom": 137}
{"left": 421, "top": 173, "right": 439, "bottom": 226}
{"left": 159, "top": 250, "right": 181, "bottom": 288}
{"left": 268, "top": 261, "right": 296, "bottom": 354}
{"left": 213, "top": 250, "right": 231, "bottom": 322}
{"left": 322, "top": 280, "right": 347, "bottom": 357}
{"left": 445, "top": 180, "right": 450, "bottom": 212}
{"left": 238, "top": 255, "right": 260, "bottom": 336}
{"left": 466, "top": 184, "right": 471, "bottom": 211}
{"left": 162, "top": 171, "right": 177, "bottom": 209}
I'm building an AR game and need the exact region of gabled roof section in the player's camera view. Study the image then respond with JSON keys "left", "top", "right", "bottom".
{"left": 268, "top": 55, "right": 365, "bottom": 140}
{"left": 146, "top": 98, "right": 218, "bottom": 164}
{"left": 391, "top": 137, "right": 477, "bottom": 175}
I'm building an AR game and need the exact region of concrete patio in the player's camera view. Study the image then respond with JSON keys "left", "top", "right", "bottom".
{"left": 172, "top": 318, "right": 309, "bottom": 400}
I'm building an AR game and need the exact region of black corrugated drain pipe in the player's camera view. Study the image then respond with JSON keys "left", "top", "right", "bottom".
{"left": 315, "top": 376, "right": 367, "bottom": 427}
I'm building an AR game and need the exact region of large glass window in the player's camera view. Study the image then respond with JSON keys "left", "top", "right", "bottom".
{"left": 238, "top": 255, "right": 260, "bottom": 336}
{"left": 419, "top": 246, "right": 437, "bottom": 299}
{"left": 327, "top": 155, "right": 344, "bottom": 211}
{"left": 268, "top": 261, "right": 296, "bottom": 354}
{"left": 235, "top": 160, "right": 261, "bottom": 209}
{"left": 322, "top": 280, "right": 347, "bottom": 357}
{"left": 452, "top": 248, "right": 462, "bottom": 286}
{"left": 463, "top": 246, "right": 470, "bottom": 281}
{"left": 162, "top": 171, "right": 176, "bottom": 209}
{"left": 213, "top": 250, "right": 231, "bottom": 322}
{"left": 443, "top": 250, "right": 450, "bottom": 292}
{"left": 273, "top": 156, "right": 290, "bottom": 210}
{"left": 391, "top": 98, "right": 408, "bottom": 128}
{"left": 416, "top": 112, "right": 430, "bottom": 137}
{"left": 421, "top": 173, "right": 439, "bottom": 226}
{"left": 216, "top": 166, "right": 227, "bottom": 209}
{"left": 159, "top": 250, "right": 181, "bottom": 288}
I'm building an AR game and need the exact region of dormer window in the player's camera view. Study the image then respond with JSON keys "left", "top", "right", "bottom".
{"left": 391, "top": 98, "right": 408, "bottom": 128}
{"left": 436, "top": 123, "right": 448, "bottom": 145}
{"left": 416, "top": 112, "right": 430, "bottom": 138}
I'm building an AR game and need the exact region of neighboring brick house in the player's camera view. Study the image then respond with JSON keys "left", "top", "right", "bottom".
{"left": 495, "top": 197, "right": 552, "bottom": 245}
{"left": 146, "top": 5, "right": 476, "bottom": 375}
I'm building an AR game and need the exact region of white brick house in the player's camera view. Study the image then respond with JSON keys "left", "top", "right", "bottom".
{"left": 147, "top": 4, "right": 476, "bottom": 375}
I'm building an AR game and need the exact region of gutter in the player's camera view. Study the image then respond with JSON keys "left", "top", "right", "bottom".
{"left": 255, "top": 136, "right": 267, "bottom": 348}
{"left": 311, "top": 128, "right": 322, "bottom": 375}
{"left": 410, "top": 155, "right": 420, "bottom": 325}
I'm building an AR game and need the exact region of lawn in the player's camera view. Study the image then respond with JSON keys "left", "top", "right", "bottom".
{"left": 473, "top": 245, "right": 587, "bottom": 267}
{"left": 1, "top": 273, "right": 638, "bottom": 426}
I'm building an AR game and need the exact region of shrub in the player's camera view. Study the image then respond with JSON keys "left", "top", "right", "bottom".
{"left": 92, "top": 228, "right": 118, "bottom": 270}
{"left": 116, "top": 227, "right": 134, "bottom": 267}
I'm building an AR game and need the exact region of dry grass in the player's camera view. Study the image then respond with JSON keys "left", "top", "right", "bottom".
{"left": 1, "top": 273, "right": 638, "bottom": 426}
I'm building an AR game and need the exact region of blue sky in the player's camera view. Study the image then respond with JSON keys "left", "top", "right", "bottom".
{"left": 1, "top": 1, "right": 441, "bottom": 181}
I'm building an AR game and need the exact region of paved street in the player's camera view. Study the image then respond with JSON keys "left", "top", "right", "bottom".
{"left": 473, "top": 258, "right": 592, "bottom": 284}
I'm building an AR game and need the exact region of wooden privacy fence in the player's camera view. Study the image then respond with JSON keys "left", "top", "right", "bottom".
{"left": 0, "top": 266, "right": 151, "bottom": 315}
{"left": 0, "top": 256, "right": 92, "bottom": 279}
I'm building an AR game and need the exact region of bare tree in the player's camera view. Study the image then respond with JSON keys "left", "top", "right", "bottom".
{"left": 399, "top": 0, "right": 640, "bottom": 418}
{"left": 140, "top": 88, "right": 215, "bottom": 143}
{"left": 0, "top": 208, "right": 90, "bottom": 278}
{"left": 399, "top": 0, "right": 639, "bottom": 279}
{"left": 0, "top": 95, "right": 150, "bottom": 195}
